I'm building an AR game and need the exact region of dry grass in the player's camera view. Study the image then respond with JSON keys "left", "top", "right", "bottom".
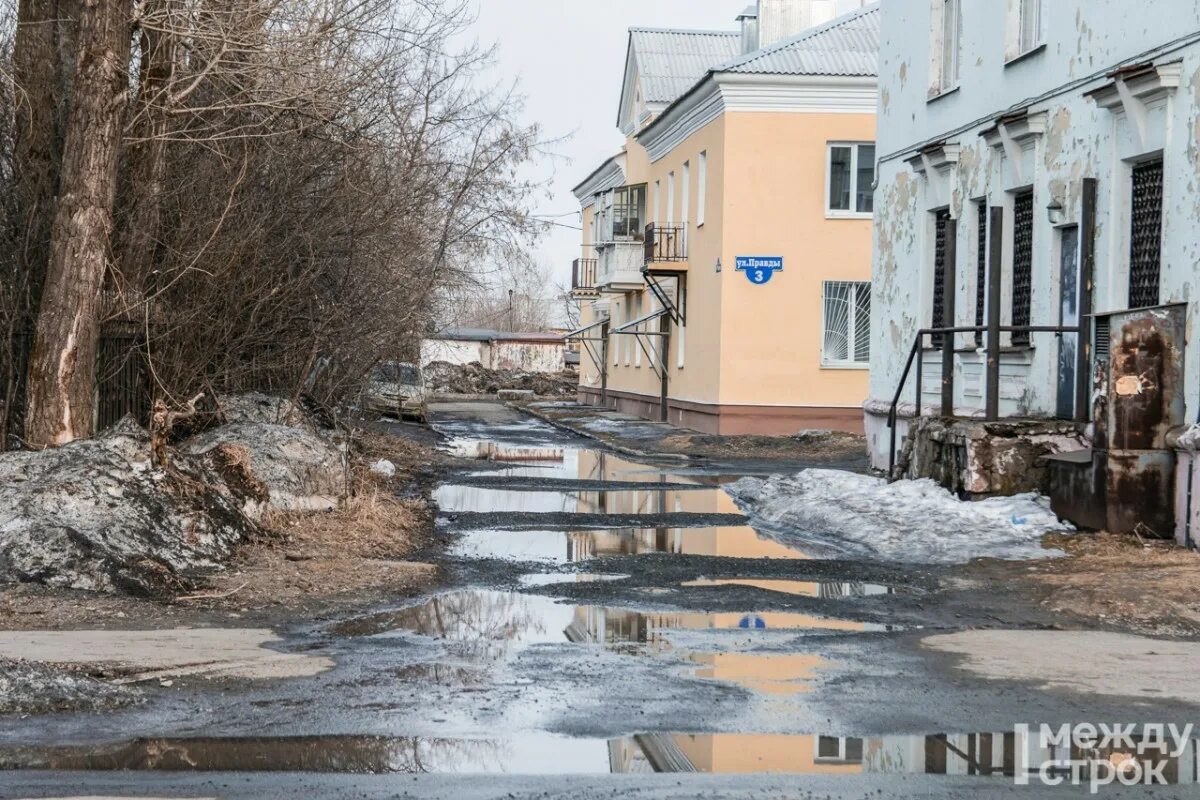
{"left": 1023, "top": 532, "right": 1200, "bottom": 636}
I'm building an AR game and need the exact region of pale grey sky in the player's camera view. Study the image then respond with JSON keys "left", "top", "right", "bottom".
{"left": 471, "top": 0, "right": 744, "bottom": 301}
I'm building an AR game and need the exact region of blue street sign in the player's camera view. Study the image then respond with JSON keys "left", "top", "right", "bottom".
{"left": 735, "top": 256, "right": 783, "bottom": 285}
{"left": 738, "top": 615, "right": 767, "bottom": 629}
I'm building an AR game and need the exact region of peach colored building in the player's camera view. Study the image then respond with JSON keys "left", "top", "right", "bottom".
{"left": 568, "top": 2, "right": 879, "bottom": 435}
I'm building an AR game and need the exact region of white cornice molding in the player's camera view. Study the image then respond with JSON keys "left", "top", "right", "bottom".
{"left": 638, "top": 80, "right": 725, "bottom": 163}
{"left": 904, "top": 142, "right": 962, "bottom": 175}
{"left": 637, "top": 74, "right": 878, "bottom": 164}
{"left": 573, "top": 155, "right": 627, "bottom": 206}
{"left": 716, "top": 73, "right": 878, "bottom": 115}
{"left": 1086, "top": 60, "right": 1182, "bottom": 151}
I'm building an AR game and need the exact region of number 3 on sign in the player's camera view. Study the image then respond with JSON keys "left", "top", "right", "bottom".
{"left": 735, "top": 256, "right": 783, "bottom": 286}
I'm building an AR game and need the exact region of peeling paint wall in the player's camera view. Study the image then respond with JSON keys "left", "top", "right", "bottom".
{"left": 867, "top": 1, "right": 1200, "bottom": 469}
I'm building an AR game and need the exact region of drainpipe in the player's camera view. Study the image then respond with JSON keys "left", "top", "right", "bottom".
{"left": 1187, "top": 391, "right": 1199, "bottom": 550}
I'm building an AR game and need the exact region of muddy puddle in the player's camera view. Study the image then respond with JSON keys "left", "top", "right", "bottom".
{"left": 435, "top": 485, "right": 726, "bottom": 515}
{"left": 5, "top": 731, "right": 1196, "bottom": 782}
{"left": 452, "top": 525, "right": 812, "bottom": 562}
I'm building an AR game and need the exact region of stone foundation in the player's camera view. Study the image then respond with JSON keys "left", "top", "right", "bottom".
{"left": 900, "top": 417, "right": 1089, "bottom": 497}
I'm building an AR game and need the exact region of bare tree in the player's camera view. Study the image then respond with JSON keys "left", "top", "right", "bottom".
{"left": 23, "top": 0, "right": 129, "bottom": 446}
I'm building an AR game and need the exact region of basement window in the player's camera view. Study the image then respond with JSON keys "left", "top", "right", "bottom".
{"left": 822, "top": 280, "right": 871, "bottom": 368}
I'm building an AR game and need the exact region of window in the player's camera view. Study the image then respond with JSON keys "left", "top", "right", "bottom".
{"left": 612, "top": 303, "right": 621, "bottom": 367}
{"left": 822, "top": 281, "right": 871, "bottom": 367}
{"left": 667, "top": 172, "right": 675, "bottom": 225}
{"left": 931, "top": 209, "right": 951, "bottom": 349}
{"left": 676, "top": 285, "right": 686, "bottom": 369}
{"left": 815, "top": 737, "right": 866, "bottom": 764}
{"left": 1018, "top": 0, "right": 1042, "bottom": 54}
{"left": 634, "top": 294, "right": 642, "bottom": 367}
{"left": 974, "top": 202, "right": 988, "bottom": 347}
{"left": 697, "top": 152, "right": 707, "bottom": 226}
{"left": 1129, "top": 158, "right": 1163, "bottom": 309}
{"left": 1011, "top": 190, "right": 1034, "bottom": 346}
{"left": 932, "top": 0, "right": 961, "bottom": 94}
{"left": 827, "top": 143, "right": 875, "bottom": 216}
{"left": 611, "top": 184, "right": 646, "bottom": 240}
{"left": 681, "top": 161, "right": 690, "bottom": 227}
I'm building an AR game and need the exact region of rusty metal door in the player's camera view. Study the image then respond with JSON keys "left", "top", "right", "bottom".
{"left": 1103, "top": 303, "right": 1187, "bottom": 536}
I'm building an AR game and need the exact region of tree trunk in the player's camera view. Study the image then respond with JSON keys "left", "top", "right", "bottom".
{"left": 24, "top": 0, "right": 131, "bottom": 448}
{"left": 115, "top": 17, "right": 174, "bottom": 293}
{"left": 11, "top": 0, "right": 70, "bottom": 306}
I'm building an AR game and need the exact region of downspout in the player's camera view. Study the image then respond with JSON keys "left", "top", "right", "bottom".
{"left": 1186, "top": 390, "right": 1198, "bottom": 550}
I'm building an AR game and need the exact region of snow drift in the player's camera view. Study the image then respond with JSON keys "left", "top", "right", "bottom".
{"left": 725, "top": 469, "right": 1074, "bottom": 564}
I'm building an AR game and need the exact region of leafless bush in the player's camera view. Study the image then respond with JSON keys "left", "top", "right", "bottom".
{"left": 1, "top": 0, "right": 546, "bottom": 447}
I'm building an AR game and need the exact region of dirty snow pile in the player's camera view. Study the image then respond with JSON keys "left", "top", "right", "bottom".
{"left": 725, "top": 469, "right": 1074, "bottom": 564}
{"left": 0, "top": 394, "right": 350, "bottom": 595}
{"left": 185, "top": 419, "right": 347, "bottom": 513}
{"left": 1175, "top": 424, "right": 1200, "bottom": 451}
{"left": 0, "top": 419, "right": 258, "bottom": 595}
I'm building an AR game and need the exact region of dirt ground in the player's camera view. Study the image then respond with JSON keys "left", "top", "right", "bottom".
{"left": 998, "top": 532, "right": 1200, "bottom": 637}
{"left": 0, "top": 424, "right": 448, "bottom": 632}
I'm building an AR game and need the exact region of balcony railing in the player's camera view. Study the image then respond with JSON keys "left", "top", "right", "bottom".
{"left": 644, "top": 223, "right": 687, "bottom": 265}
{"left": 571, "top": 258, "right": 598, "bottom": 295}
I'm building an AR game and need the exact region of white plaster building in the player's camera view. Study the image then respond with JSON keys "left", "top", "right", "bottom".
{"left": 866, "top": 1, "right": 1199, "bottom": 481}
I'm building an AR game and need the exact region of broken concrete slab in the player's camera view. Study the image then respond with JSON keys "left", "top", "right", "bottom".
{"left": 0, "top": 629, "right": 334, "bottom": 682}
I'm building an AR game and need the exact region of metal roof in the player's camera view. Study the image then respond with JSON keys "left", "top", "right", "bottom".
{"left": 628, "top": 28, "right": 742, "bottom": 104}
{"left": 717, "top": 3, "right": 880, "bottom": 77}
{"left": 433, "top": 328, "right": 564, "bottom": 344}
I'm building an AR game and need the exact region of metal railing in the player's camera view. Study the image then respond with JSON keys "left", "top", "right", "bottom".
{"left": 886, "top": 324, "right": 1082, "bottom": 478}
{"left": 571, "top": 258, "right": 598, "bottom": 294}
{"left": 644, "top": 223, "right": 687, "bottom": 265}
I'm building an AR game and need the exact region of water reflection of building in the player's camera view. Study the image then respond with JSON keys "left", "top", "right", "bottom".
{"left": 609, "top": 731, "right": 1200, "bottom": 781}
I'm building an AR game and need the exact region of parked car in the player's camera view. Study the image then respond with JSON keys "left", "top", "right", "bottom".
{"left": 363, "top": 362, "right": 427, "bottom": 422}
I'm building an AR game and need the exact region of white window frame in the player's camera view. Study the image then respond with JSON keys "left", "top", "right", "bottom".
{"left": 681, "top": 161, "right": 690, "bottom": 231}
{"left": 667, "top": 171, "right": 675, "bottom": 226}
{"left": 821, "top": 280, "right": 871, "bottom": 369}
{"left": 825, "top": 142, "right": 875, "bottom": 219}
{"left": 1006, "top": 0, "right": 1044, "bottom": 62}
{"left": 653, "top": 180, "right": 661, "bottom": 225}
{"left": 676, "top": 285, "right": 686, "bottom": 369}
{"left": 634, "top": 293, "right": 642, "bottom": 368}
{"left": 696, "top": 152, "right": 707, "bottom": 227}
{"left": 930, "top": 0, "right": 961, "bottom": 97}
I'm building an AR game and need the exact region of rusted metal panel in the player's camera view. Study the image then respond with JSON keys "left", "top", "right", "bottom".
{"left": 1044, "top": 449, "right": 1108, "bottom": 531}
{"left": 1106, "top": 450, "right": 1176, "bottom": 536}
{"left": 1106, "top": 304, "right": 1187, "bottom": 451}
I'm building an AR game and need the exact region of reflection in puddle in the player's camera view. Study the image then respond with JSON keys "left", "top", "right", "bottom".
{"left": 332, "top": 590, "right": 878, "bottom": 648}
{"left": 7, "top": 730, "right": 1194, "bottom": 781}
{"left": 682, "top": 578, "right": 893, "bottom": 598}
{"left": 518, "top": 573, "right": 629, "bottom": 587}
{"left": 453, "top": 526, "right": 810, "bottom": 563}
{"left": 435, "top": 486, "right": 725, "bottom": 515}
{"left": 451, "top": 442, "right": 702, "bottom": 486}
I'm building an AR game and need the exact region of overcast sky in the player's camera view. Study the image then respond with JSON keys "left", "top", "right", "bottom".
{"left": 470, "top": 0, "right": 743, "bottom": 302}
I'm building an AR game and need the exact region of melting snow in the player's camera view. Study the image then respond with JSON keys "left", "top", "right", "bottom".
{"left": 725, "top": 469, "right": 1074, "bottom": 565}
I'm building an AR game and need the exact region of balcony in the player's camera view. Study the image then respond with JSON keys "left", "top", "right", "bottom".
{"left": 595, "top": 240, "right": 645, "bottom": 291}
{"left": 571, "top": 258, "right": 598, "bottom": 298}
{"left": 644, "top": 223, "right": 688, "bottom": 270}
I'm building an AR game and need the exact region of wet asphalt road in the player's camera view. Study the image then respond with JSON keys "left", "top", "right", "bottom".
{"left": 3, "top": 401, "right": 1199, "bottom": 799}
